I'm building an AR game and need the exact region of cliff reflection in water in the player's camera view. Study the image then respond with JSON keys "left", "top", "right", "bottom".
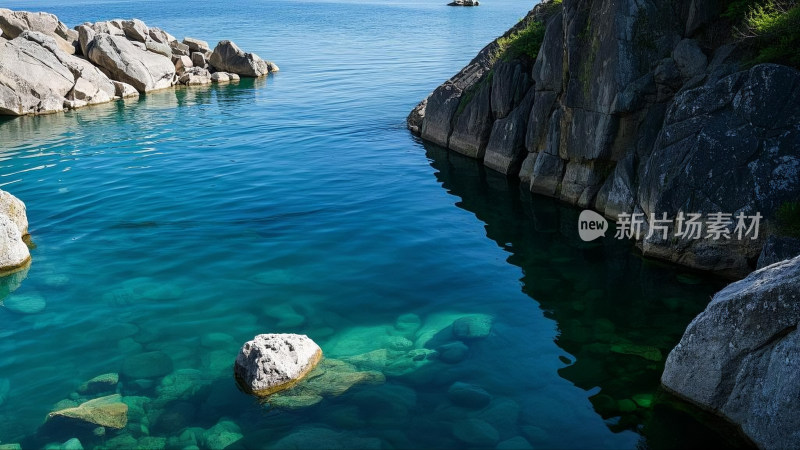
{"left": 423, "top": 142, "right": 754, "bottom": 449}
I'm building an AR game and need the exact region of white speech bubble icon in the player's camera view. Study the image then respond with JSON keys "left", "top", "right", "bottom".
{"left": 578, "top": 210, "right": 608, "bottom": 241}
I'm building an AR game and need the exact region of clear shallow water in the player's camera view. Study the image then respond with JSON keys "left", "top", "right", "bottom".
{"left": 0, "top": 0, "right": 750, "bottom": 448}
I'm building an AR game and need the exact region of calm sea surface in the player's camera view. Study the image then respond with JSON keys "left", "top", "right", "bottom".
{"left": 0, "top": 0, "right": 749, "bottom": 448}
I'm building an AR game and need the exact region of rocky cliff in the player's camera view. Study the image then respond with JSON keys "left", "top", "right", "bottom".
{"left": 0, "top": 9, "right": 278, "bottom": 116}
{"left": 408, "top": 0, "right": 800, "bottom": 278}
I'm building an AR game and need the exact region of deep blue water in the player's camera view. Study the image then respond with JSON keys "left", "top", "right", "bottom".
{"left": 0, "top": 1, "right": 749, "bottom": 449}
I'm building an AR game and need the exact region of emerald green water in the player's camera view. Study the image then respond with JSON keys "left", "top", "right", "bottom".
{"left": 0, "top": 0, "right": 751, "bottom": 448}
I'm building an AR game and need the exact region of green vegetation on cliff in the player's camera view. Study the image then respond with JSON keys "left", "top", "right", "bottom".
{"left": 777, "top": 202, "right": 800, "bottom": 237}
{"left": 495, "top": 0, "right": 561, "bottom": 61}
{"left": 727, "top": 0, "right": 800, "bottom": 67}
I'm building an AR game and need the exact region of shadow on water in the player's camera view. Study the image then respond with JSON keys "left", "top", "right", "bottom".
{"left": 422, "top": 141, "right": 756, "bottom": 449}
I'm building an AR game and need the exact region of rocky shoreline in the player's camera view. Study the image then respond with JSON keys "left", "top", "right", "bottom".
{"left": 408, "top": 0, "right": 800, "bottom": 447}
{"left": 0, "top": 9, "right": 278, "bottom": 116}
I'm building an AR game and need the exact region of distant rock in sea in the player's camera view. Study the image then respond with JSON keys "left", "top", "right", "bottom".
{"left": 0, "top": 8, "right": 279, "bottom": 116}
{"left": 448, "top": 0, "right": 480, "bottom": 6}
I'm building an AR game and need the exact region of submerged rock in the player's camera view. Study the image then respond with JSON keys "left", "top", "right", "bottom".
{"left": 452, "top": 418, "right": 499, "bottom": 446}
{"left": 447, "top": 382, "right": 491, "bottom": 409}
{"left": 267, "top": 358, "right": 384, "bottom": 408}
{"left": 234, "top": 333, "right": 322, "bottom": 396}
{"left": 201, "top": 420, "right": 242, "bottom": 450}
{"left": 3, "top": 292, "right": 45, "bottom": 314}
{"left": 272, "top": 426, "right": 382, "bottom": 450}
{"left": 78, "top": 373, "right": 119, "bottom": 395}
{"left": 48, "top": 394, "right": 128, "bottom": 429}
{"left": 452, "top": 314, "right": 492, "bottom": 339}
{"left": 662, "top": 255, "right": 800, "bottom": 449}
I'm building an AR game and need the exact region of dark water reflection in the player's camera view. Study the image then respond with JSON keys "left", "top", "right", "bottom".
{"left": 423, "top": 142, "right": 755, "bottom": 449}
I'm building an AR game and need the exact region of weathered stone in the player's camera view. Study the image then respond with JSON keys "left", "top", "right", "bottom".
{"left": 0, "top": 190, "right": 28, "bottom": 236}
{"left": 662, "top": 255, "right": 800, "bottom": 450}
{"left": 145, "top": 39, "right": 171, "bottom": 58}
{"left": 210, "top": 72, "right": 230, "bottom": 83}
{"left": 234, "top": 333, "right": 322, "bottom": 396}
{"left": 174, "top": 55, "right": 192, "bottom": 73}
{"left": 190, "top": 52, "right": 206, "bottom": 68}
{"left": 179, "top": 67, "right": 212, "bottom": 86}
{"left": 0, "top": 214, "right": 30, "bottom": 274}
{"left": 147, "top": 27, "right": 175, "bottom": 45}
{"left": 112, "top": 81, "right": 139, "bottom": 98}
{"left": 87, "top": 33, "right": 175, "bottom": 92}
{"left": 0, "top": 33, "right": 74, "bottom": 115}
{"left": 121, "top": 19, "right": 148, "bottom": 43}
{"left": 169, "top": 40, "right": 189, "bottom": 57}
{"left": 182, "top": 37, "right": 210, "bottom": 53}
{"left": 208, "top": 40, "right": 272, "bottom": 77}
{"left": 0, "top": 9, "right": 76, "bottom": 54}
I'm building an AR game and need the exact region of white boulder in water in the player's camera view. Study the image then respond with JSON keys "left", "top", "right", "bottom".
{"left": 234, "top": 333, "right": 322, "bottom": 396}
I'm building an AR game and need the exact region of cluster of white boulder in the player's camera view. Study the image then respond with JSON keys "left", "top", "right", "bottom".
{"left": 0, "top": 9, "right": 279, "bottom": 116}
{"left": 0, "top": 190, "right": 30, "bottom": 275}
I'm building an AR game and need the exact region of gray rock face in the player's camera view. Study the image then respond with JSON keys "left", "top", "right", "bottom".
{"left": 0, "top": 32, "right": 75, "bottom": 115}
{"left": 662, "top": 255, "right": 800, "bottom": 449}
{"left": 639, "top": 64, "right": 800, "bottom": 277}
{"left": 757, "top": 236, "right": 800, "bottom": 269}
{"left": 87, "top": 33, "right": 175, "bottom": 92}
{"left": 0, "top": 8, "right": 76, "bottom": 54}
{"left": 234, "top": 333, "right": 323, "bottom": 396}
{"left": 209, "top": 40, "right": 274, "bottom": 77}
{"left": 408, "top": 0, "right": 800, "bottom": 277}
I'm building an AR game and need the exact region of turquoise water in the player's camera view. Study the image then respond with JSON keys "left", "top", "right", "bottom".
{"left": 0, "top": 0, "right": 750, "bottom": 448}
